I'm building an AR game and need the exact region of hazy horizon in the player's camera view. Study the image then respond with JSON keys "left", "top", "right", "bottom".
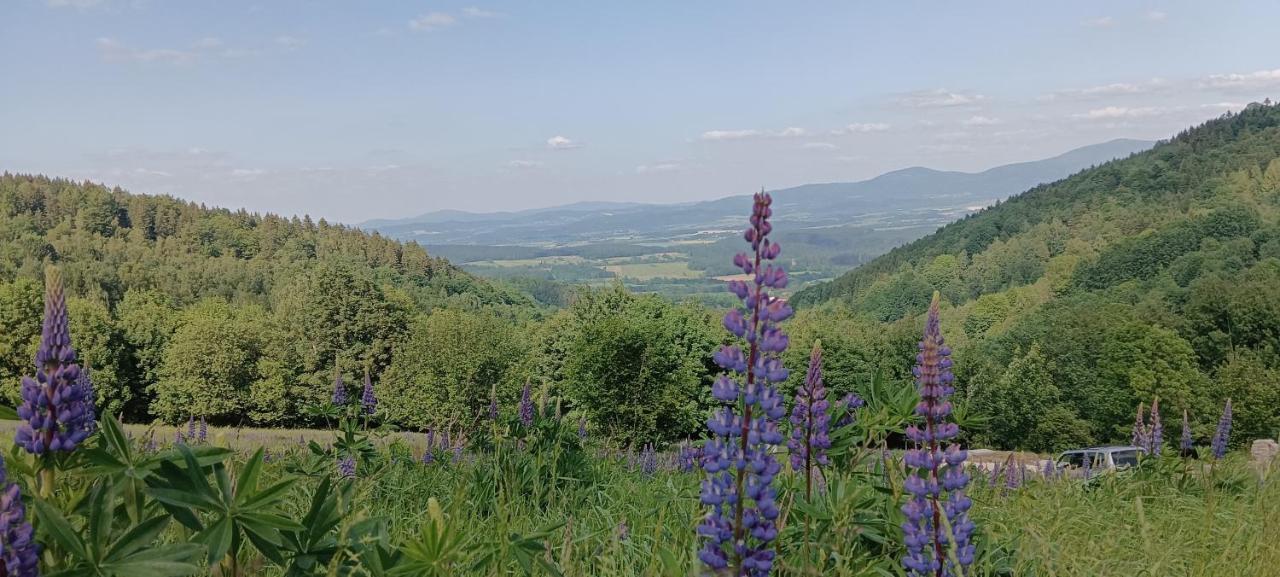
{"left": 3, "top": 1, "right": 1279, "bottom": 222}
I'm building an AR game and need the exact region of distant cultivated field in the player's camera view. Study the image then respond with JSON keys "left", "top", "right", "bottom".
{"left": 603, "top": 260, "right": 703, "bottom": 280}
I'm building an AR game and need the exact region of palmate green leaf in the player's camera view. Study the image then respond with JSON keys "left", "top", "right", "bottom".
{"left": 106, "top": 515, "right": 174, "bottom": 561}
{"left": 195, "top": 516, "right": 234, "bottom": 566}
{"left": 34, "top": 498, "right": 89, "bottom": 561}
{"left": 240, "top": 478, "right": 298, "bottom": 510}
{"left": 99, "top": 543, "right": 206, "bottom": 577}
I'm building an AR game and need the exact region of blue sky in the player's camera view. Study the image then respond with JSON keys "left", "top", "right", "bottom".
{"left": 3, "top": 1, "right": 1279, "bottom": 222}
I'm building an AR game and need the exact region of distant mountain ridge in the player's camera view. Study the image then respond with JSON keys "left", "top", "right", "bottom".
{"left": 362, "top": 139, "right": 1155, "bottom": 247}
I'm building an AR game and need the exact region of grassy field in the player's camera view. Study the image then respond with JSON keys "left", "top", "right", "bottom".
{"left": 13, "top": 418, "right": 1269, "bottom": 577}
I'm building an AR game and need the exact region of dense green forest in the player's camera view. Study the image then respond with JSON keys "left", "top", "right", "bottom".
{"left": 4, "top": 102, "right": 1280, "bottom": 452}
{"left": 793, "top": 100, "right": 1280, "bottom": 450}
{"left": 0, "top": 175, "right": 538, "bottom": 424}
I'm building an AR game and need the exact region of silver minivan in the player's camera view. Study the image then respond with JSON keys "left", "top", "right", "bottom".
{"left": 1056, "top": 446, "right": 1145, "bottom": 472}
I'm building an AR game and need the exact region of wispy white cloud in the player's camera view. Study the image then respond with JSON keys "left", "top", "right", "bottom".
{"left": 97, "top": 38, "right": 196, "bottom": 65}
{"left": 1146, "top": 10, "right": 1168, "bottom": 22}
{"left": 897, "top": 89, "right": 985, "bottom": 108}
{"left": 192, "top": 37, "right": 224, "bottom": 50}
{"left": 463, "top": 7, "right": 505, "bottom": 19}
{"left": 1040, "top": 78, "right": 1168, "bottom": 101}
{"left": 700, "top": 129, "right": 762, "bottom": 141}
{"left": 830, "top": 122, "right": 891, "bottom": 135}
{"left": 274, "top": 35, "right": 306, "bottom": 50}
{"left": 1083, "top": 16, "right": 1115, "bottom": 28}
{"left": 961, "top": 115, "right": 1002, "bottom": 126}
{"left": 636, "top": 163, "right": 681, "bottom": 174}
{"left": 409, "top": 12, "right": 457, "bottom": 32}
{"left": 1200, "top": 69, "right": 1280, "bottom": 90}
{"left": 699, "top": 127, "right": 813, "bottom": 141}
{"left": 1073, "top": 106, "right": 1168, "bottom": 120}
{"left": 507, "top": 160, "right": 543, "bottom": 169}
{"left": 801, "top": 142, "right": 838, "bottom": 150}
{"left": 46, "top": 0, "right": 103, "bottom": 8}
{"left": 547, "top": 135, "right": 582, "bottom": 149}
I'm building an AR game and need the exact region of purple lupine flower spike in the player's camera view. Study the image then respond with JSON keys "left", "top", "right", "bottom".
{"left": 331, "top": 369, "right": 348, "bottom": 406}
{"left": 199, "top": 416, "right": 208, "bottom": 444}
{"left": 0, "top": 460, "right": 39, "bottom": 577}
{"left": 699, "top": 192, "right": 790, "bottom": 576}
{"left": 1211, "top": 398, "right": 1232, "bottom": 460}
{"left": 488, "top": 396, "right": 499, "bottom": 421}
{"left": 1148, "top": 398, "right": 1162, "bottom": 457}
{"left": 1180, "top": 409, "right": 1193, "bottom": 456}
{"left": 187, "top": 415, "right": 196, "bottom": 441}
{"left": 788, "top": 341, "right": 831, "bottom": 499}
{"left": 1082, "top": 451, "right": 1093, "bottom": 479}
{"left": 678, "top": 441, "right": 701, "bottom": 472}
{"left": 75, "top": 367, "right": 97, "bottom": 435}
{"left": 577, "top": 418, "right": 588, "bottom": 441}
{"left": 1131, "top": 402, "right": 1148, "bottom": 451}
{"left": 901, "top": 293, "right": 975, "bottom": 577}
{"left": 16, "top": 266, "right": 95, "bottom": 455}
{"left": 337, "top": 456, "right": 356, "bottom": 479}
{"left": 518, "top": 382, "right": 534, "bottom": 427}
{"left": 360, "top": 371, "right": 377, "bottom": 415}
{"left": 641, "top": 443, "right": 657, "bottom": 475}
{"left": 834, "top": 392, "right": 864, "bottom": 428}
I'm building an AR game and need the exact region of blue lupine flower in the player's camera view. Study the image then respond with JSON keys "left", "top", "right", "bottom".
{"left": 332, "top": 369, "right": 348, "bottom": 406}
{"left": 577, "top": 418, "right": 588, "bottom": 441}
{"left": 699, "top": 192, "right": 790, "bottom": 577}
{"left": 901, "top": 293, "right": 974, "bottom": 577}
{"left": 361, "top": 371, "right": 377, "bottom": 415}
{"left": 199, "top": 416, "right": 208, "bottom": 444}
{"left": 1211, "top": 398, "right": 1232, "bottom": 460}
{"left": 518, "top": 382, "right": 534, "bottom": 427}
{"left": 488, "top": 396, "right": 499, "bottom": 421}
{"left": 16, "top": 267, "right": 95, "bottom": 455}
{"left": 187, "top": 415, "right": 196, "bottom": 441}
{"left": 1149, "top": 398, "right": 1162, "bottom": 457}
{"left": 834, "top": 392, "right": 865, "bottom": 428}
{"left": 0, "top": 460, "right": 39, "bottom": 577}
{"left": 1082, "top": 451, "right": 1093, "bottom": 479}
{"left": 338, "top": 456, "right": 356, "bottom": 479}
{"left": 678, "top": 442, "right": 701, "bottom": 473}
{"left": 788, "top": 341, "right": 831, "bottom": 499}
{"left": 1181, "top": 409, "right": 1193, "bottom": 456}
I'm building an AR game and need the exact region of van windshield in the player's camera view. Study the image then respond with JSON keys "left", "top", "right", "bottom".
{"left": 1111, "top": 450, "right": 1140, "bottom": 468}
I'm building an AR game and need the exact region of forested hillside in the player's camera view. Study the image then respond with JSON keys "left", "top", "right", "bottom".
{"left": 791, "top": 100, "right": 1280, "bottom": 450}
{"left": 0, "top": 174, "right": 536, "bottom": 424}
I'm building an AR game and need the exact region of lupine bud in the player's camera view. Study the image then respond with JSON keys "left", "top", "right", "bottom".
{"left": 337, "top": 456, "right": 356, "bottom": 479}
{"left": 1211, "top": 398, "right": 1232, "bottom": 460}
{"left": 361, "top": 372, "right": 377, "bottom": 415}
{"left": 0, "top": 461, "right": 39, "bottom": 577}
{"left": 16, "top": 267, "right": 95, "bottom": 455}
{"left": 699, "top": 192, "right": 789, "bottom": 576}
{"left": 901, "top": 293, "right": 973, "bottom": 577}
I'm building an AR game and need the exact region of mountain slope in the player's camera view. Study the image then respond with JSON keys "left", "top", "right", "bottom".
{"left": 784, "top": 101, "right": 1280, "bottom": 451}
{"left": 363, "top": 139, "right": 1154, "bottom": 247}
